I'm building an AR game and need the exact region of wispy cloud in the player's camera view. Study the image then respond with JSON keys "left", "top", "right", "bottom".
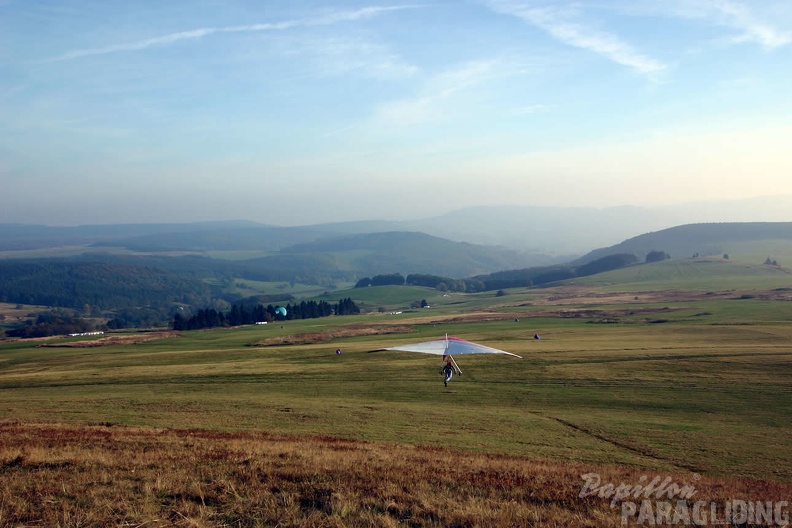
{"left": 510, "top": 103, "right": 553, "bottom": 116}
{"left": 482, "top": 0, "right": 666, "bottom": 75}
{"left": 374, "top": 60, "right": 498, "bottom": 126}
{"left": 298, "top": 37, "right": 418, "bottom": 81}
{"left": 47, "top": 6, "right": 421, "bottom": 62}
{"left": 610, "top": 0, "right": 791, "bottom": 50}
{"left": 709, "top": 0, "right": 791, "bottom": 49}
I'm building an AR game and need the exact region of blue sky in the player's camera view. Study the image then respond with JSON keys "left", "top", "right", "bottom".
{"left": 2, "top": 0, "right": 791, "bottom": 226}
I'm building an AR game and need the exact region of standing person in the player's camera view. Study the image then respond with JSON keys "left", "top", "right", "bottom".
{"left": 440, "top": 355, "right": 459, "bottom": 387}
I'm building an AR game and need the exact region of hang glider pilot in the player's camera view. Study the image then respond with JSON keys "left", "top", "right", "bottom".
{"left": 440, "top": 355, "right": 461, "bottom": 387}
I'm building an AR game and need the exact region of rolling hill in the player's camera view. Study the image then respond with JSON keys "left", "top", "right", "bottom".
{"left": 3, "top": 221, "right": 792, "bottom": 329}
{"left": 574, "top": 222, "right": 792, "bottom": 265}
{"left": 570, "top": 255, "right": 792, "bottom": 292}
{"left": 0, "top": 230, "right": 542, "bottom": 322}
{"left": 281, "top": 231, "right": 533, "bottom": 277}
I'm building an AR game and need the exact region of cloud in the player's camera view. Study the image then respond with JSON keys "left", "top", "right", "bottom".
{"left": 509, "top": 103, "right": 553, "bottom": 115}
{"left": 609, "top": 0, "right": 791, "bottom": 50}
{"left": 298, "top": 37, "right": 419, "bottom": 81}
{"left": 709, "top": 0, "right": 791, "bottom": 49}
{"left": 482, "top": 0, "right": 666, "bottom": 75}
{"left": 373, "top": 60, "right": 498, "bottom": 126}
{"left": 47, "top": 5, "right": 421, "bottom": 62}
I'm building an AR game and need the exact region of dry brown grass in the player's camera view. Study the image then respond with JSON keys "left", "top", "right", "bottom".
{"left": 2, "top": 422, "right": 790, "bottom": 527}
{"left": 37, "top": 331, "right": 181, "bottom": 348}
{"left": 0, "top": 303, "right": 50, "bottom": 321}
{"left": 251, "top": 325, "right": 413, "bottom": 346}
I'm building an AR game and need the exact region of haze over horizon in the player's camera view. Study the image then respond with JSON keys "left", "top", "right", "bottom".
{"left": 2, "top": 1, "right": 792, "bottom": 227}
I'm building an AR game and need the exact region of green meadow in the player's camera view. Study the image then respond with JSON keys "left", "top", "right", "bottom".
{"left": 572, "top": 256, "right": 792, "bottom": 291}
{"left": 2, "top": 257, "right": 792, "bottom": 484}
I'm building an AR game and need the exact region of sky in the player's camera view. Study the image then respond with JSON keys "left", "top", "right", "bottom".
{"left": 2, "top": 0, "right": 792, "bottom": 226}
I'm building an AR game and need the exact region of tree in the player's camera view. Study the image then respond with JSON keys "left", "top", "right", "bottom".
{"left": 463, "top": 279, "right": 485, "bottom": 293}
{"left": 370, "top": 273, "right": 405, "bottom": 286}
{"left": 577, "top": 254, "right": 638, "bottom": 276}
{"left": 228, "top": 305, "right": 242, "bottom": 326}
{"left": 172, "top": 313, "right": 185, "bottom": 331}
{"left": 334, "top": 297, "right": 360, "bottom": 316}
{"left": 646, "top": 250, "right": 670, "bottom": 263}
{"left": 406, "top": 274, "right": 443, "bottom": 288}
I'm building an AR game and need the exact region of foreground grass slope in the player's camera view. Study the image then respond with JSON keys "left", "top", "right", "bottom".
{"left": 2, "top": 286, "right": 792, "bottom": 480}
{"left": 1, "top": 258, "right": 791, "bottom": 526}
{"left": 2, "top": 422, "right": 791, "bottom": 527}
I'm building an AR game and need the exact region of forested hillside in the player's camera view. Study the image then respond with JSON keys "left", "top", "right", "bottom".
{"left": 471, "top": 254, "right": 639, "bottom": 290}
{"left": 0, "top": 260, "right": 214, "bottom": 311}
{"left": 0, "top": 229, "right": 536, "bottom": 329}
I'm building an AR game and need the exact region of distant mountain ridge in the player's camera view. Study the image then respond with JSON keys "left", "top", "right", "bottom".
{"left": 0, "top": 221, "right": 263, "bottom": 251}
{"left": 0, "top": 228, "right": 547, "bottom": 284}
{"left": 396, "top": 196, "right": 792, "bottom": 254}
{"left": 3, "top": 195, "right": 791, "bottom": 255}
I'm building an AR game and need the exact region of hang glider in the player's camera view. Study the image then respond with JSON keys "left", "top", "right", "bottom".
{"left": 373, "top": 336, "right": 522, "bottom": 358}
{"left": 372, "top": 336, "right": 521, "bottom": 386}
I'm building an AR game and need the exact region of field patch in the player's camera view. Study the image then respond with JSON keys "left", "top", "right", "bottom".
{"left": 251, "top": 324, "right": 413, "bottom": 346}
{"left": 37, "top": 331, "right": 180, "bottom": 348}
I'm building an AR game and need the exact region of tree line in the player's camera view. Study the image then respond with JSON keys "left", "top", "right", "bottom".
{"left": 172, "top": 298, "right": 360, "bottom": 331}
{"left": 355, "top": 273, "right": 486, "bottom": 293}
{"left": 353, "top": 255, "right": 639, "bottom": 292}
{"left": 471, "top": 254, "right": 639, "bottom": 290}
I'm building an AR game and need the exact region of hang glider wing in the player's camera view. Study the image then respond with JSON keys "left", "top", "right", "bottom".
{"left": 372, "top": 336, "right": 522, "bottom": 359}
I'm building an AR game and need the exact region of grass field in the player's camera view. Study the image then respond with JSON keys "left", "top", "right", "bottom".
{"left": 0, "top": 302, "right": 52, "bottom": 331}
{"left": 2, "top": 259, "right": 792, "bottom": 526}
{"left": 4, "top": 422, "right": 791, "bottom": 527}
{"left": 572, "top": 257, "right": 792, "bottom": 292}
